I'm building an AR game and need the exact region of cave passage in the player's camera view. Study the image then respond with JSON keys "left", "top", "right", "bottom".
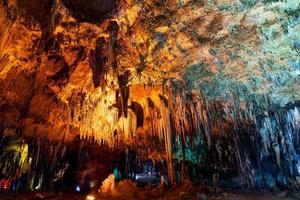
{"left": 1, "top": 0, "right": 300, "bottom": 199}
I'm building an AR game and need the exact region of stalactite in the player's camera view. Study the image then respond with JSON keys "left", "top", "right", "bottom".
{"left": 107, "top": 20, "right": 119, "bottom": 73}
{"left": 89, "top": 36, "right": 108, "bottom": 89}
{"left": 160, "top": 102, "right": 174, "bottom": 184}
{"left": 118, "top": 110, "right": 137, "bottom": 140}
{"left": 117, "top": 71, "right": 130, "bottom": 118}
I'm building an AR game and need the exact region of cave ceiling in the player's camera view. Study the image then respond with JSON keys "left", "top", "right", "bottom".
{"left": 0, "top": 0, "right": 299, "bottom": 141}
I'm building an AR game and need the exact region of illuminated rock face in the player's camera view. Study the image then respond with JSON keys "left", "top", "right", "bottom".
{"left": 0, "top": 0, "right": 300, "bottom": 189}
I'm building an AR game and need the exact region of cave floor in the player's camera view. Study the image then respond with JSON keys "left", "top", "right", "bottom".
{"left": 1, "top": 190, "right": 299, "bottom": 200}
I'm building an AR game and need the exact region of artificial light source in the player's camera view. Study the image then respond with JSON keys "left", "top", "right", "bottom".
{"left": 135, "top": 174, "right": 140, "bottom": 180}
{"left": 75, "top": 185, "right": 80, "bottom": 192}
{"left": 86, "top": 195, "right": 96, "bottom": 200}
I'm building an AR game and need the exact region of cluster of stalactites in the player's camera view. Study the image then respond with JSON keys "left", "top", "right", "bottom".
{"left": 118, "top": 110, "right": 137, "bottom": 140}
{"left": 65, "top": 82, "right": 212, "bottom": 149}
{"left": 68, "top": 90, "right": 118, "bottom": 145}
{"left": 67, "top": 89, "right": 139, "bottom": 147}
{"left": 202, "top": 94, "right": 300, "bottom": 188}
{"left": 258, "top": 107, "right": 300, "bottom": 167}
{"left": 141, "top": 86, "right": 211, "bottom": 148}
{"left": 168, "top": 90, "right": 211, "bottom": 147}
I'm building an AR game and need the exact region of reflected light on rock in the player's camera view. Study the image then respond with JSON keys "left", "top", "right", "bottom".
{"left": 86, "top": 195, "right": 95, "bottom": 200}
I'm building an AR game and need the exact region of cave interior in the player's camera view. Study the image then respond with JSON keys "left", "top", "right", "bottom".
{"left": 0, "top": 0, "right": 300, "bottom": 199}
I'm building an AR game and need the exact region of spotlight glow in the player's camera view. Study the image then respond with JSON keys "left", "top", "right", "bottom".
{"left": 135, "top": 174, "right": 140, "bottom": 180}
{"left": 75, "top": 185, "right": 80, "bottom": 192}
{"left": 86, "top": 195, "right": 96, "bottom": 200}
